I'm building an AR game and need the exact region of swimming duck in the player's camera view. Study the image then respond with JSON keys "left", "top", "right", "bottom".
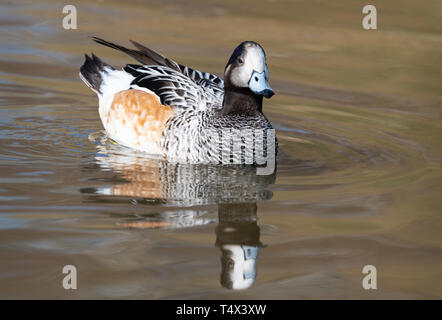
{"left": 79, "top": 38, "right": 277, "bottom": 165}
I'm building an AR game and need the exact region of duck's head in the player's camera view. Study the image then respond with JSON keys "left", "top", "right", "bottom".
{"left": 224, "top": 41, "right": 274, "bottom": 99}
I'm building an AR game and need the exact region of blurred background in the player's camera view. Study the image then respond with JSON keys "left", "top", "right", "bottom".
{"left": 0, "top": 0, "right": 441, "bottom": 298}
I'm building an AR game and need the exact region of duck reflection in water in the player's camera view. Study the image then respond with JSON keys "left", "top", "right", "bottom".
{"left": 81, "top": 141, "right": 275, "bottom": 290}
{"left": 217, "top": 203, "right": 262, "bottom": 290}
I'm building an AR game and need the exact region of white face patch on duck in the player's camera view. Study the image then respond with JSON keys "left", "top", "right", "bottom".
{"left": 225, "top": 42, "right": 273, "bottom": 98}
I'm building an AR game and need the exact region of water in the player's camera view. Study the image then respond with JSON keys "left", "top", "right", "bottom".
{"left": 0, "top": 0, "right": 441, "bottom": 299}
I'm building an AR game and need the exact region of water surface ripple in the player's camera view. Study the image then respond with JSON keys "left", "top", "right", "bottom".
{"left": 0, "top": 0, "right": 441, "bottom": 299}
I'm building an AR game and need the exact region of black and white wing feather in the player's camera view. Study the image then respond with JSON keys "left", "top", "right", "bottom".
{"left": 124, "top": 64, "right": 223, "bottom": 111}
{"left": 124, "top": 38, "right": 224, "bottom": 90}
{"left": 177, "top": 64, "right": 224, "bottom": 89}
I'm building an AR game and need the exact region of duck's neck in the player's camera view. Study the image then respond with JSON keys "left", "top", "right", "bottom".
{"left": 219, "top": 87, "right": 263, "bottom": 116}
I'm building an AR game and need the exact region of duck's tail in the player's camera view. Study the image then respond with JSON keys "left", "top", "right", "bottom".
{"left": 79, "top": 53, "right": 114, "bottom": 95}
{"left": 91, "top": 36, "right": 181, "bottom": 72}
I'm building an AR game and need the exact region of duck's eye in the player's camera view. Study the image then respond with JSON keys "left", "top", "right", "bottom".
{"left": 237, "top": 57, "right": 244, "bottom": 65}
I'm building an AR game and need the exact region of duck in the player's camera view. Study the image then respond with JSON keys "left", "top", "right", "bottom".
{"left": 79, "top": 37, "right": 277, "bottom": 166}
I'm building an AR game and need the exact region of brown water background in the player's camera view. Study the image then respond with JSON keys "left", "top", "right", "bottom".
{"left": 0, "top": 0, "right": 441, "bottom": 299}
